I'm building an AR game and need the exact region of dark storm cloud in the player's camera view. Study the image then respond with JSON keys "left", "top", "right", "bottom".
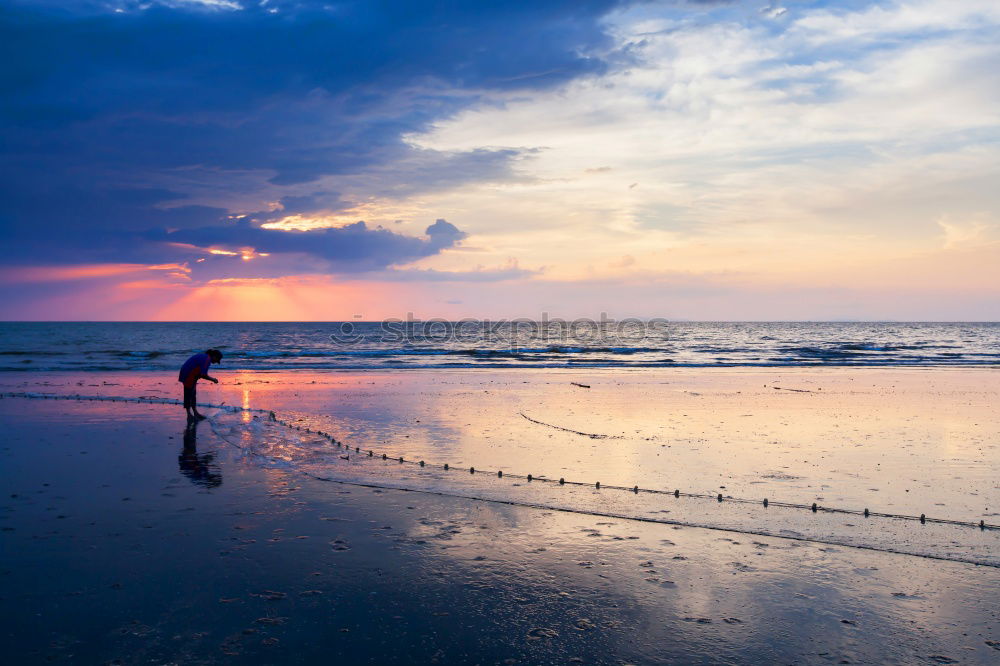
{"left": 0, "top": 213, "right": 468, "bottom": 282}
{"left": 163, "top": 218, "right": 466, "bottom": 269}
{"left": 173, "top": 219, "right": 462, "bottom": 281}
{"left": 1, "top": 0, "right": 630, "bottom": 278}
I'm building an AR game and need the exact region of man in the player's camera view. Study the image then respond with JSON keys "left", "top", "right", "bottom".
{"left": 178, "top": 349, "right": 222, "bottom": 420}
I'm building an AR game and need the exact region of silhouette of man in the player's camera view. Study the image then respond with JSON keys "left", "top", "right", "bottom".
{"left": 178, "top": 349, "right": 222, "bottom": 420}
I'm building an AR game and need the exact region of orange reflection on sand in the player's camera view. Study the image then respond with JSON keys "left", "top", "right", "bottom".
{"left": 242, "top": 387, "right": 252, "bottom": 424}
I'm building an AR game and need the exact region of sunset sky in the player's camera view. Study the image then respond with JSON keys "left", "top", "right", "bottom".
{"left": 2, "top": 0, "right": 998, "bottom": 320}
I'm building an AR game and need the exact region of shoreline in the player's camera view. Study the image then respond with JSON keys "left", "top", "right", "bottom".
{"left": 3, "top": 363, "right": 999, "bottom": 375}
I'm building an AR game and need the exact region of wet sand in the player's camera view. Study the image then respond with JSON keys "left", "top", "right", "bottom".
{"left": 1, "top": 380, "right": 999, "bottom": 664}
{"left": 4, "top": 368, "right": 998, "bottom": 561}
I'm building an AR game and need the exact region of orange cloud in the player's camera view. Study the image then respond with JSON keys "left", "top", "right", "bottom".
{"left": 0, "top": 263, "right": 189, "bottom": 283}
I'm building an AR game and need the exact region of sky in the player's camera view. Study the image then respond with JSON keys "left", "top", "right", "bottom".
{"left": 1, "top": 0, "right": 998, "bottom": 321}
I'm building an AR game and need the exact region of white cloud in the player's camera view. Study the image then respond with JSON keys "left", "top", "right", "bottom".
{"left": 791, "top": 0, "right": 1000, "bottom": 43}
{"left": 938, "top": 214, "right": 998, "bottom": 249}
{"left": 386, "top": 1, "right": 1000, "bottom": 317}
{"left": 408, "top": 0, "right": 1000, "bottom": 251}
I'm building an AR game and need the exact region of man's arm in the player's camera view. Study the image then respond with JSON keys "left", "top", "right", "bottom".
{"left": 202, "top": 374, "right": 219, "bottom": 384}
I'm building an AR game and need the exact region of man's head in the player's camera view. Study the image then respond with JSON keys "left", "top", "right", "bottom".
{"left": 206, "top": 349, "right": 223, "bottom": 364}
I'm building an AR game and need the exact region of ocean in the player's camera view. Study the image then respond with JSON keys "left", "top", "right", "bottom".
{"left": 0, "top": 321, "right": 997, "bottom": 372}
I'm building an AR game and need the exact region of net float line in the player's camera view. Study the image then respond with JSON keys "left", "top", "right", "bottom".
{"left": 3, "top": 390, "right": 995, "bottom": 532}
{"left": 205, "top": 413, "right": 1000, "bottom": 571}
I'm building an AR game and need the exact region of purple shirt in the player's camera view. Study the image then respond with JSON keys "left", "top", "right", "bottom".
{"left": 179, "top": 352, "right": 211, "bottom": 386}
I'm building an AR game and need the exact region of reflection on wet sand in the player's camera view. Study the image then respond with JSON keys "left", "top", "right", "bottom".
{"left": 179, "top": 419, "right": 222, "bottom": 488}
{"left": 7, "top": 368, "right": 999, "bottom": 563}
{"left": 215, "top": 368, "right": 999, "bottom": 521}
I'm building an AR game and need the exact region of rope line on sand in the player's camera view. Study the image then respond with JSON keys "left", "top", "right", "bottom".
{"left": 2, "top": 391, "right": 996, "bottom": 533}
{"left": 518, "top": 411, "right": 624, "bottom": 439}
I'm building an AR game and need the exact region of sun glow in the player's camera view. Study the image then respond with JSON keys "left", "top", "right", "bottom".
{"left": 208, "top": 247, "right": 270, "bottom": 261}
{"left": 258, "top": 201, "right": 429, "bottom": 232}
{"left": 149, "top": 275, "right": 410, "bottom": 321}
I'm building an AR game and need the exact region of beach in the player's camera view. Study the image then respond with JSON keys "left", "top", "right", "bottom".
{"left": 1, "top": 368, "right": 998, "bottom": 664}
{"left": 7, "top": 0, "right": 1000, "bottom": 662}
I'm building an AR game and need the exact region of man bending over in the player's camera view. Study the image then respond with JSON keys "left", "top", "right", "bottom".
{"left": 178, "top": 349, "right": 222, "bottom": 420}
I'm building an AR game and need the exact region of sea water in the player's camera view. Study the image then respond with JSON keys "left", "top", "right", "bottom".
{"left": 0, "top": 321, "right": 997, "bottom": 371}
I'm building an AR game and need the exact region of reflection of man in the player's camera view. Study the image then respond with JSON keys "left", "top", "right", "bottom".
{"left": 178, "top": 349, "right": 222, "bottom": 420}
{"left": 179, "top": 420, "right": 222, "bottom": 488}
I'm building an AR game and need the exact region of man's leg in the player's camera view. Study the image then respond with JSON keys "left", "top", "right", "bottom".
{"left": 183, "top": 384, "right": 197, "bottom": 418}
{"left": 187, "top": 384, "right": 205, "bottom": 419}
